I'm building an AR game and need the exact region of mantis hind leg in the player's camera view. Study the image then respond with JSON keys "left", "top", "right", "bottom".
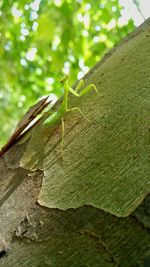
{"left": 66, "top": 107, "right": 89, "bottom": 121}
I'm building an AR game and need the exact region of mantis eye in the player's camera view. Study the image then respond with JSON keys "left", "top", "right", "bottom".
{"left": 60, "top": 75, "right": 69, "bottom": 84}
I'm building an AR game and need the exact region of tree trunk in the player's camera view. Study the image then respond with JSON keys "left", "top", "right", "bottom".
{"left": 0, "top": 19, "right": 150, "bottom": 267}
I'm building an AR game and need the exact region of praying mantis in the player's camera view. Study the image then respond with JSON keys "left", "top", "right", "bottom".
{"left": 0, "top": 74, "right": 99, "bottom": 156}
{"left": 43, "top": 74, "right": 99, "bottom": 152}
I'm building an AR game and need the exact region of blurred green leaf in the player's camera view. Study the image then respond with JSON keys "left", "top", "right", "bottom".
{"left": 36, "top": 13, "right": 55, "bottom": 43}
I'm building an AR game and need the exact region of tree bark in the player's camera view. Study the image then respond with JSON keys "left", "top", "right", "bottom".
{"left": 0, "top": 19, "right": 150, "bottom": 267}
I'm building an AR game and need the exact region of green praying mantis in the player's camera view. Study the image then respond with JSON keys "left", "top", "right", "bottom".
{"left": 43, "top": 74, "right": 99, "bottom": 152}
{"left": 0, "top": 74, "right": 99, "bottom": 157}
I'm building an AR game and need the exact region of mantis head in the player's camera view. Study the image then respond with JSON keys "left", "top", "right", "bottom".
{"left": 60, "top": 75, "right": 69, "bottom": 84}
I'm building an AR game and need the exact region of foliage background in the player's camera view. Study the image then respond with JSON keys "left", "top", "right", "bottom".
{"left": 0, "top": 0, "right": 136, "bottom": 147}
